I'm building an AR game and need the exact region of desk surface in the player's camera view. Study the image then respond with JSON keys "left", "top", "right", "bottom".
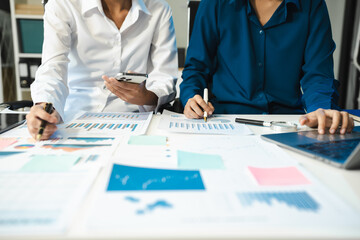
{"left": 2, "top": 114, "right": 360, "bottom": 240}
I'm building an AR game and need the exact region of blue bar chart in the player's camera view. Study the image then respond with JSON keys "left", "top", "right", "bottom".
{"left": 60, "top": 112, "right": 152, "bottom": 135}
{"left": 159, "top": 110, "right": 253, "bottom": 135}
{"left": 77, "top": 112, "right": 150, "bottom": 121}
{"left": 66, "top": 122, "right": 139, "bottom": 132}
{"left": 237, "top": 191, "right": 320, "bottom": 212}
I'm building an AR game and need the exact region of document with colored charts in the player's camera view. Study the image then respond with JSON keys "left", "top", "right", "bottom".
{"left": 0, "top": 137, "right": 106, "bottom": 235}
{"left": 0, "top": 135, "right": 121, "bottom": 172}
{"left": 158, "top": 110, "right": 252, "bottom": 135}
{"left": 86, "top": 135, "right": 360, "bottom": 237}
{"left": 56, "top": 112, "right": 153, "bottom": 137}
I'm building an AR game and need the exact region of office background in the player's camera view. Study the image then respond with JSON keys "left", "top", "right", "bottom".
{"left": 0, "top": 0, "right": 359, "bottom": 108}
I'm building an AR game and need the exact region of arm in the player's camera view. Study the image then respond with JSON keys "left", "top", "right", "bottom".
{"left": 103, "top": 4, "right": 178, "bottom": 112}
{"left": 27, "top": 0, "right": 72, "bottom": 139}
{"left": 145, "top": 4, "right": 178, "bottom": 112}
{"left": 299, "top": 0, "right": 353, "bottom": 134}
{"left": 180, "top": 0, "right": 218, "bottom": 118}
{"left": 30, "top": 0, "right": 72, "bottom": 121}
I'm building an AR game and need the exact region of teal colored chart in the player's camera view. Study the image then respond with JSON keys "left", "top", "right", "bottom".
{"left": 107, "top": 164, "right": 205, "bottom": 191}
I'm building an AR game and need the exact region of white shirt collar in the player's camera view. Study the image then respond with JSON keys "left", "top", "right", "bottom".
{"left": 81, "top": 0, "right": 99, "bottom": 16}
{"left": 81, "top": 0, "right": 151, "bottom": 17}
{"left": 133, "top": 0, "right": 151, "bottom": 16}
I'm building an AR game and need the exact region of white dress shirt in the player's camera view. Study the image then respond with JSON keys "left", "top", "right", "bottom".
{"left": 31, "top": 0, "right": 178, "bottom": 122}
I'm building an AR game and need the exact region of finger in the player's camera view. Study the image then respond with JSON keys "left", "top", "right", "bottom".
{"left": 208, "top": 102, "right": 215, "bottom": 115}
{"left": 339, "top": 111, "right": 349, "bottom": 134}
{"left": 26, "top": 106, "right": 52, "bottom": 133}
{"left": 41, "top": 124, "right": 58, "bottom": 140}
{"left": 329, "top": 111, "right": 341, "bottom": 134}
{"left": 184, "top": 102, "right": 200, "bottom": 119}
{"left": 116, "top": 81, "right": 141, "bottom": 91}
{"left": 102, "top": 75, "right": 111, "bottom": 83}
{"left": 299, "top": 115, "right": 309, "bottom": 126}
{"left": 189, "top": 99, "right": 205, "bottom": 117}
{"left": 33, "top": 106, "right": 57, "bottom": 123}
{"left": 185, "top": 98, "right": 202, "bottom": 118}
{"left": 39, "top": 112, "right": 57, "bottom": 124}
{"left": 316, "top": 109, "right": 326, "bottom": 134}
{"left": 300, "top": 113, "right": 319, "bottom": 128}
{"left": 103, "top": 76, "right": 122, "bottom": 88}
{"left": 192, "top": 95, "right": 211, "bottom": 114}
{"left": 348, "top": 116, "right": 355, "bottom": 133}
{"left": 105, "top": 81, "right": 127, "bottom": 97}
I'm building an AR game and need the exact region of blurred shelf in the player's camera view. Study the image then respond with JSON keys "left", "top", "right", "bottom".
{"left": 15, "top": 4, "right": 43, "bottom": 16}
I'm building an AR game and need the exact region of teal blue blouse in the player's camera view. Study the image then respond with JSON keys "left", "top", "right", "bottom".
{"left": 180, "top": 0, "right": 340, "bottom": 114}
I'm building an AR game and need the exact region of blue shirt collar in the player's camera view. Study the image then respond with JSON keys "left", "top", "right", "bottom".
{"left": 246, "top": 0, "right": 300, "bottom": 15}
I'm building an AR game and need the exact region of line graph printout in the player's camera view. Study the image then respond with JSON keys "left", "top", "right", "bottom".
{"left": 107, "top": 164, "right": 205, "bottom": 191}
{"left": 58, "top": 112, "right": 152, "bottom": 136}
{"left": 159, "top": 110, "right": 252, "bottom": 135}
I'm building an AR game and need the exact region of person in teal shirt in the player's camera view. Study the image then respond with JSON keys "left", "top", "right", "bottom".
{"left": 180, "top": 0, "right": 354, "bottom": 134}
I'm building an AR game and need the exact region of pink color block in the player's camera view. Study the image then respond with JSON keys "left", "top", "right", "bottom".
{"left": 248, "top": 166, "right": 311, "bottom": 186}
{"left": 0, "top": 138, "right": 18, "bottom": 151}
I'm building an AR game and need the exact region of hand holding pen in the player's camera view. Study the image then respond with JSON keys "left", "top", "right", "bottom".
{"left": 36, "top": 103, "right": 54, "bottom": 140}
{"left": 183, "top": 88, "right": 215, "bottom": 120}
{"left": 26, "top": 102, "right": 60, "bottom": 141}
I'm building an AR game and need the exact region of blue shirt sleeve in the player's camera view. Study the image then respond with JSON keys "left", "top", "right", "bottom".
{"left": 180, "top": 0, "right": 219, "bottom": 107}
{"left": 300, "top": 0, "right": 340, "bottom": 113}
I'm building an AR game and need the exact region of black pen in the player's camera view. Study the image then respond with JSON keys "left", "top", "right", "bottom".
{"left": 36, "top": 102, "right": 53, "bottom": 141}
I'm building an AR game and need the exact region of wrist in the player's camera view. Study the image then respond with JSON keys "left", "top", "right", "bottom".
{"left": 144, "top": 90, "right": 158, "bottom": 106}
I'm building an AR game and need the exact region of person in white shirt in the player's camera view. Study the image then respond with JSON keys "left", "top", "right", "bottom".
{"left": 26, "top": 0, "right": 178, "bottom": 140}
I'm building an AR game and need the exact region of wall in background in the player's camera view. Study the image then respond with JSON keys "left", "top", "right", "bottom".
{"left": 326, "top": 0, "right": 345, "bottom": 80}
{"left": 166, "top": 0, "right": 188, "bottom": 49}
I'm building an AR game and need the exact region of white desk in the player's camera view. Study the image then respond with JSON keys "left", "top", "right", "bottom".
{"left": 2, "top": 114, "right": 360, "bottom": 240}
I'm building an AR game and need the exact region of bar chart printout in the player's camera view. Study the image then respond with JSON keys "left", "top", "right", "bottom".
{"left": 62, "top": 112, "right": 152, "bottom": 135}
{"left": 159, "top": 110, "right": 252, "bottom": 135}
{"left": 237, "top": 191, "right": 320, "bottom": 212}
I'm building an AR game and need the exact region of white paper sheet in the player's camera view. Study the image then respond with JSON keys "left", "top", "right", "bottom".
{"left": 158, "top": 110, "right": 253, "bottom": 135}
{"left": 0, "top": 170, "right": 98, "bottom": 235}
{"left": 56, "top": 112, "right": 153, "bottom": 137}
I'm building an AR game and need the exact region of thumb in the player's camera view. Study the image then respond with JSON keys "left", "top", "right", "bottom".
{"left": 299, "top": 116, "right": 308, "bottom": 126}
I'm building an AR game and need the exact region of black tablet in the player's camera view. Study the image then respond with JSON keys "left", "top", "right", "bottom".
{"left": 0, "top": 113, "right": 27, "bottom": 134}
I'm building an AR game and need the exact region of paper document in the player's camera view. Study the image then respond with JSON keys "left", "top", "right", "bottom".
{"left": 158, "top": 110, "right": 252, "bottom": 135}
{"left": 0, "top": 170, "right": 98, "bottom": 235}
{"left": 87, "top": 135, "right": 360, "bottom": 237}
{"left": 57, "top": 112, "right": 153, "bottom": 137}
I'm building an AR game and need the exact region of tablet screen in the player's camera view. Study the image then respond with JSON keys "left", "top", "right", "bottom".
{"left": 0, "top": 113, "right": 27, "bottom": 134}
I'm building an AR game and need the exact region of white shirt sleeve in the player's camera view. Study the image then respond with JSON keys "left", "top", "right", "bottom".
{"left": 30, "top": 0, "right": 72, "bottom": 121}
{"left": 141, "top": 5, "right": 178, "bottom": 113}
